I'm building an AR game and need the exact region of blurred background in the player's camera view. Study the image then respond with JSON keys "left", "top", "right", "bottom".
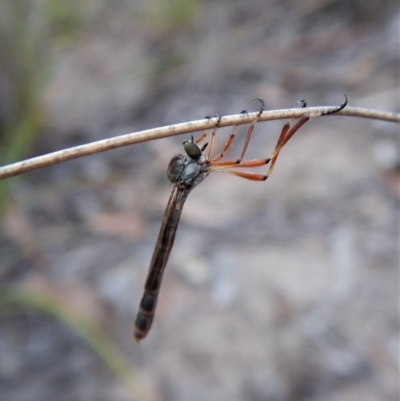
{"left": 0, "top": 0, "right": 398, "bottom": 400}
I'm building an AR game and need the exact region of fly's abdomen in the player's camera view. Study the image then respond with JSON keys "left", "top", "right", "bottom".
{"left": 134, "top": 291, "right": 158, "bottom": 341}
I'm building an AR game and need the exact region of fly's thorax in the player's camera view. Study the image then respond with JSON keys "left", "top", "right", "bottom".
{"left": 167, "top": 154, "right": 186, "bottom": 184}
{"left": 181, "top": 157, "right": 208, "bottom": 188}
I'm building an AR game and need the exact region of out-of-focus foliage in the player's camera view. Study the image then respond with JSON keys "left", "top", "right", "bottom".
{"left": 0, "top": 0, "right": 87, "bottom": 212}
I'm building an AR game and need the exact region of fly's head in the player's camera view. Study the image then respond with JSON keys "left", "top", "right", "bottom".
{"left": 182, "top": 137, "right": 202, "bottom": 161}
{"left": 167, "top": 137, "right": 208, "bottom": 188}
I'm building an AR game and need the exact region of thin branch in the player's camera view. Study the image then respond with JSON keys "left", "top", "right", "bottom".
{"left": 0, "top": 105, "right": 398, "bottom": 180}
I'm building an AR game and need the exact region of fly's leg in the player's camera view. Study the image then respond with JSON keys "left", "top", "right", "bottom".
{"left": 266, "top": 114, "right": 309, "bottom": 178}
{"left": 235, "top": 98, "right": 265, "bottom": 163}
{"left": 211, "top": 125, "right": 240, "bottom": 163}
{"left": 212, "top": 99, "right": 265, "bottom": 165}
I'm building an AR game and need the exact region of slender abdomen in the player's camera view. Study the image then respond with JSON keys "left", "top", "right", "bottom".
{"left": 133, "top": 187, "right": 190, "bottom": 342}
{"left": 134, "top": 292, "right": 158, "bottom": 341}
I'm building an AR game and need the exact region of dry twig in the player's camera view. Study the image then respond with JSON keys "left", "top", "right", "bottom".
{"left": 0, "top": 105, "right": 398, "bottom": 180}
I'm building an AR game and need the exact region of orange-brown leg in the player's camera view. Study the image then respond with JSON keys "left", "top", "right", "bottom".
{"left": 209, "top": 113, "right": 270, "bottom": 177}
{"left": 211, "top": 158, "right": 270, "bottom": 168}
{"left": 236, "top": 122, "right": 256, "bottom": 163}
{"left": 231, "top": 98, "right": 264, "bottom": 162}
{"left": 212, "top": 169, "right": 267, "bottom": 181}
{"left": 206, "top": 114, "right": 223, "bottom": 159}
{"left": 195, "top": 132, "right": 207, "bottom": 144}
{"left": 208, "top": 158, "right": 271, "bottom": 181}
{"left": 213, "top": 100, "right": 264, "bottom": 165}
{"left": 273, "top": 115, "right": 309, "bottom": 153}
{"left": 266, "top": 115, "right": 309, "bottom": 177}
{"left": 207, "top": 127, "right": 217, "bottom": 159}
{"left": 211, "top": 125, "right": 240, "bottom": 163}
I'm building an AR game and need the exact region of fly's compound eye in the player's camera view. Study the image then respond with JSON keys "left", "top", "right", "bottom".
{"left": 183, "top": 139, "right": 202, "bottom": 160}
